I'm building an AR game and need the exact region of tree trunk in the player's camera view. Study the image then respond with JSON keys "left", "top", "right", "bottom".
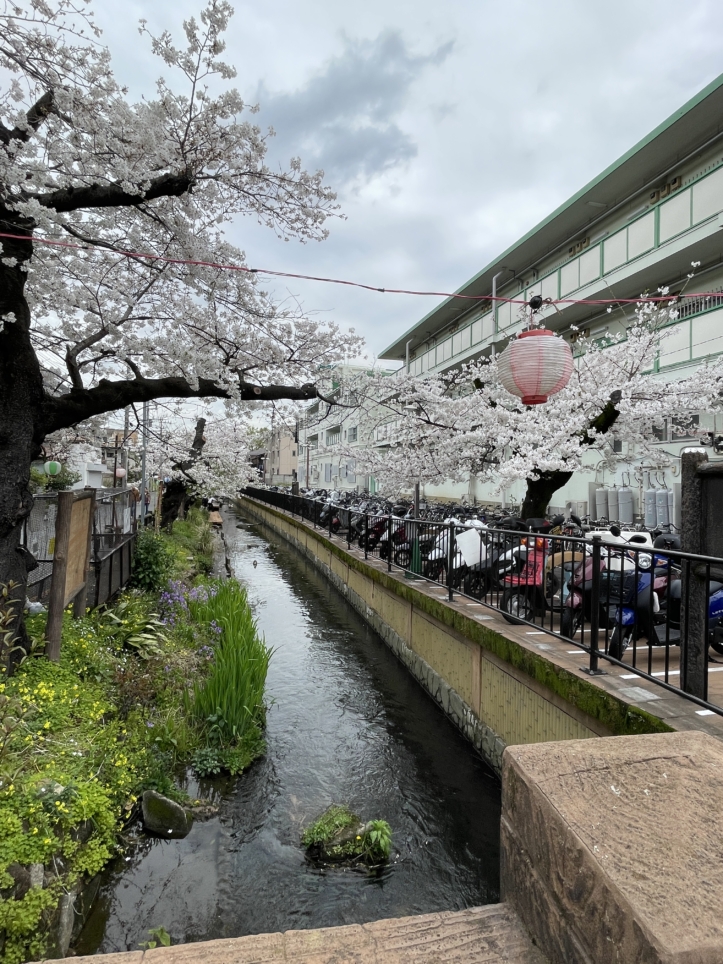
{"left": 521, "top": 470, "right": 573, "bottom": 519}
{"left": 0, "top": 220, "right": 45, "bottom": 668}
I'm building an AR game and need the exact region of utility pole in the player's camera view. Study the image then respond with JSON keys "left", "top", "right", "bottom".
{"left": 121, "top": 406, "right": 130, "bottom": 489}
{"left": 306, "top": 424, "right": 310, "bottom": 489}
{"left": 140, "top": 401, "right": 149, "bottom": 526}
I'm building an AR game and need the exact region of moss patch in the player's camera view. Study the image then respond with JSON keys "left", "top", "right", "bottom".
{"left": 301, "top": 804, "right": 358, "bottom": 847}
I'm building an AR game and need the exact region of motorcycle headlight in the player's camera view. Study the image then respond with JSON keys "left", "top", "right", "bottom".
{"left": 637, "top": 553, "right": 652, "bottom": 570}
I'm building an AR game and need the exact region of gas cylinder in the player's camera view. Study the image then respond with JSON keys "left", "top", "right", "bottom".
{"left": 607, "top": 487, "right": 619, "bottom": 523}
{"left": 668, "top": 488, "right": 675, "bottom": 527}
{"left": 595, "top": 487, "right": 608, "bottom": 522}
{"left": 655, "top": 488, "right": 670, "bottom": 528}
{"left": 644, "top": 474, "right": 657, "bottom": 529}
{"left": 618, "top": 486, "right": 634, "bottom": 524}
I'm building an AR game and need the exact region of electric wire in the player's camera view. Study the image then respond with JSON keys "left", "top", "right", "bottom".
{"left": 0, "top": 230, "right": 720, "bottom": 308}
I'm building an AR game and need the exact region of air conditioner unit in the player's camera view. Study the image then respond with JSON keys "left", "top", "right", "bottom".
{"left": 659, "top": 184, "right": 671, "bottom": 199}
{"left": 669, "top": 175, "right": 682, "bottom": 192}
{"left": 649, "top": 189, "right": 660, "bottom": 204}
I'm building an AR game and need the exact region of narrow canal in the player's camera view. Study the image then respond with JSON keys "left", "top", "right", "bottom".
{"left": 76, "top": 513, "right": 501, "bottom": 954}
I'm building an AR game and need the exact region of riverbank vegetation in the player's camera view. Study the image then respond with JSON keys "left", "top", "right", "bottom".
{"left": 0, "top": 511, "right": 270, "bottom": 963}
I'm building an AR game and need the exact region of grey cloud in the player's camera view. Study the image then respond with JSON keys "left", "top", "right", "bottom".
{"left": 253, "top": 31, "right": 454, "bottom": 184}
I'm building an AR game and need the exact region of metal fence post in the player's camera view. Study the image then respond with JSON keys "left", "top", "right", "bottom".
{"left": 329, "top": 503, "right": 333, "bottom": 539}
{"left": 447, "top": 520, "right": 455, "bottom": 602}
{"left": 364, "top": 514, "right": 368, "bottom": 560}
{"left": 583, "top": 535, "right": 605, "bottom": 675}
{"left": 387, "top": 515, "right": 392, "bottom": 572}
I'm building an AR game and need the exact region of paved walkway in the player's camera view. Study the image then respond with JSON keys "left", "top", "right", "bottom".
{"left": 60, "top": 906, "right": 546, "bottom": 964}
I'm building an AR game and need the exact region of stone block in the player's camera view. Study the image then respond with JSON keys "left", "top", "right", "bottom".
{"left": 501, "top": 731, "right": 723, "bottom": 964}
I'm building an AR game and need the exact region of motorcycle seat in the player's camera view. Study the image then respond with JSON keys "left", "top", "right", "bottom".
{"left": 710, "top": 581, "right": 723, "bottom": 595}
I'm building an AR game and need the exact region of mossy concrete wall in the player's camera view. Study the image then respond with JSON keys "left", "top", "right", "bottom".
{"left": 238, "top": 498, "right": 669, "bottom": 774}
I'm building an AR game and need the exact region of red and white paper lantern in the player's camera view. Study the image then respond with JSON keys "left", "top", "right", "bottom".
{"left": 497, "top": 329, "right": 573, "bottom": 405}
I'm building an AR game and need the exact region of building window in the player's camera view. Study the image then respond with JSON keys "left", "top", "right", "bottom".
{"left": 348, "top": 426, "right": 358, "bottom": 442}
{"left": 671, "top": 413, "right": 700, "bottom": 440}
{"left": 653, "top": 423, "right": 667, "bottom": 442}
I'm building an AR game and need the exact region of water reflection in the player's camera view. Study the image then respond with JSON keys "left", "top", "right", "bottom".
{"left": 76, "top": 514, "right": 500, "bottom": 953}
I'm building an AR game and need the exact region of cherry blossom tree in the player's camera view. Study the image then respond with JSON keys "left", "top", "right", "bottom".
{"left": 349, "top": 301, "right": 723, "bottom": 516}
{"left": 0, "top": 0, "right": 362, "bottom": 642}
{"left": 146, "top": 412, "right": 256, "bottom": 500}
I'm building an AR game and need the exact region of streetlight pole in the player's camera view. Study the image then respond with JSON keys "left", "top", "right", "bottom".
{"left": 140, "top": 400, "right": 149, "bottom": 526}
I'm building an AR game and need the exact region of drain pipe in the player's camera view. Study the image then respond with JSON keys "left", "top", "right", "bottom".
{"left": 405, "top": 338, "right": 413, "bottom": 373}
{"left": 491, "top": 270, "right": 506, "bottom": 333}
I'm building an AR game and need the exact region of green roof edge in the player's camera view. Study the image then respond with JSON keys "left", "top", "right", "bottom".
{"left": 380, "top": 70, "right": 723, "bottom": 359}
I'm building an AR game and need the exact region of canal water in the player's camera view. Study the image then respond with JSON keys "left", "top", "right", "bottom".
{"left": 75, "top": 514, "right": 501, "bottom": 954}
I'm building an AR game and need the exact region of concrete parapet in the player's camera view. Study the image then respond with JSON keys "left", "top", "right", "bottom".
{"left": 501, "top": 731, "right": 723, "bottom": 963}
{"left": 40, "top": 906, "right": 547, "bottom": 963}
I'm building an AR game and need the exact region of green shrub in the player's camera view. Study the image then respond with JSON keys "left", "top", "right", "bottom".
{"left": 131, "top": 530, "right": 174, "bottom": 593}
{"left": 185, "top": 581, "right": 271, "bottom": 744}
{"left": 363, "top": 819, "right": 392, "bottom": 860}
{"left": 43, "top": 465, "right": 81, "bottom": 491}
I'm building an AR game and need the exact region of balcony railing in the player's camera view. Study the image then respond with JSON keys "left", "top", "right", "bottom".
{"left": 410, "top": 162, "right": 723, "bottom": 378}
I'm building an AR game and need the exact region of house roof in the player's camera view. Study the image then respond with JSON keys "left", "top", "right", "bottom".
{"left": 380, "top": 71, "right": 723, "bottom": 360}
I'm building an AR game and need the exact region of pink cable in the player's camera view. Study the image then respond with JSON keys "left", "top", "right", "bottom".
{"left": 0, "top": 230, "right": 715, "bottom": 306}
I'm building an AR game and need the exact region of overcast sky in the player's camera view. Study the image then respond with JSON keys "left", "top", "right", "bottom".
{"left": 96, "top": 0, "right": 723, "bottom": 363}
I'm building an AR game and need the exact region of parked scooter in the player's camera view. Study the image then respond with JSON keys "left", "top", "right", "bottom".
{"left": 422, "top": 518, "right": 462, "bottom": 581}
{"left": 499, "top": 518, "right": 580, "bottom": 623}
{"left": 393, "top": 520, "right": 439, "bottom": 568}
{"left": 358, "top": 510, "right": 389, "bottom": 551}
{"left": 560, "top": 526, "right": 650, "bottom": 639}
{"left": 319, "top": 500, "right": 342, "bottom": 534}
{"left": 666, "top": 579, "right": 723, "bottom": 655}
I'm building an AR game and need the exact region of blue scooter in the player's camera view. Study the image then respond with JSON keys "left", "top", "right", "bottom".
{"left": 666, "top": 578, "right": 723, "bottom": 655}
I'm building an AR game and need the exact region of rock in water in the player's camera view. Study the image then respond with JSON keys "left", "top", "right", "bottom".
{"left": 141, "top": 790, "right": 193, "bottom": 838}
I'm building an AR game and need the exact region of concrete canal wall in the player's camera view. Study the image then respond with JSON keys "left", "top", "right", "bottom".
{"left": 237, "top": 497, "right": 671, "bottom": 773}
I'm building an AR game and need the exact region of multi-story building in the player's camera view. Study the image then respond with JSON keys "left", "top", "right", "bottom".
{"left": 378, "top": 72, "right": 723, "bottom": 519}
{"left": 298, "top": 366, "right": 387, "bottom": 492}
{"left": 264, "top": 425, "right": 298, "bottom": 487}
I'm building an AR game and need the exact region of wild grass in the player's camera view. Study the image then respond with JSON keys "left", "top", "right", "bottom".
{"left": 185, "top": 580, "right": 272, "bottom": 744}
{"left": 301, "top": 805, "right": 358, "bottom": 846}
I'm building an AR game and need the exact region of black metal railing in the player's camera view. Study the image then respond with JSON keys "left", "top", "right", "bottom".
{"left": 242, "top": 486, "right": 723, "bottom": 717}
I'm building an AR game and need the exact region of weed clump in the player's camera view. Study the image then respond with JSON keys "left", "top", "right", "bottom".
{"left": 302, "top": 805, "right": 392, "bottom": 865}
